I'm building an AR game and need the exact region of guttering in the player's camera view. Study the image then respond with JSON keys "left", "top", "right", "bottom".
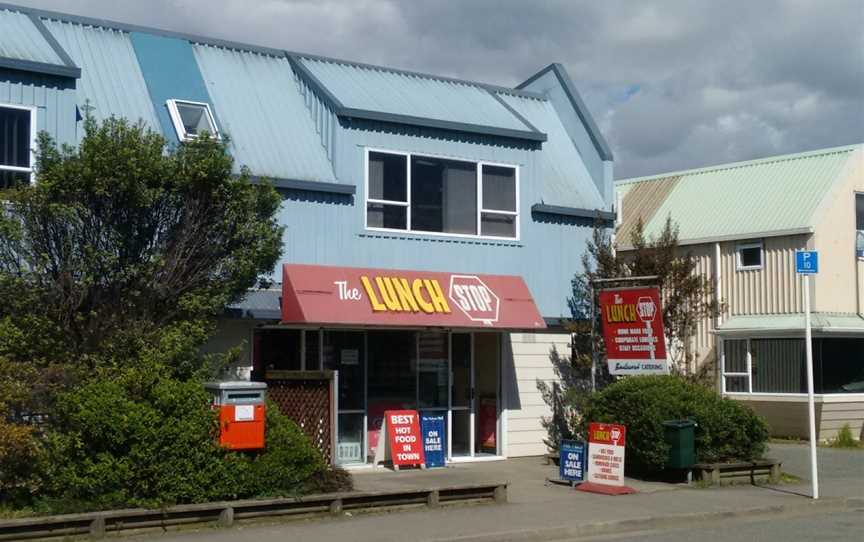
{"left": 531, "top": 204, "right": 616, "bottom": 222}
{"left": 247, "top": 176, "right": 355, "bottom": 195}
{"left": 617, "top": 226, "right": 814, "bottom": 251}
{"left": 0, "top": 57, "right": 80, "bottom": 78}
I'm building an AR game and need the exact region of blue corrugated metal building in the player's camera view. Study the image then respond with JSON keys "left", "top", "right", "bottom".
{"left": 0, "top": 2, "right": 614, "bottom": 462}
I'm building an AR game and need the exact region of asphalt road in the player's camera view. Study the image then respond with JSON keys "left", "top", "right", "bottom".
{"left": 587, "top": 509, "right": 864, "bottom": 542}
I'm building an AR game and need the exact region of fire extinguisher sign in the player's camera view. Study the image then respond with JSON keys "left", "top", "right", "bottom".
{"left": 599, "top": 287, "right": 669, "bottom": 375}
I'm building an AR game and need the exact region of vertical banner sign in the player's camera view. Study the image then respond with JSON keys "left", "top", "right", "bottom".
{"left": 559, "top": 440, "right": 585, "bottom": 483}
{"left": 373, "top": 410, "right": 425, "bottom": 469}
{"left": 420, "top": 412, "right": 446, "bottom": 468}
{"left": 586, "top": 423, "right": 626, "bottom": 486}
{"left": 599, "top": 287, "right": 669, "bottom": 375}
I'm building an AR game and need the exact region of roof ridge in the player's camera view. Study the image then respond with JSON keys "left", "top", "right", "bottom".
{"left": 617, "top": 143, "right": 863, "bottom": 185}
{"left": 0, "top": 1, "right": 545, "bottom": 100}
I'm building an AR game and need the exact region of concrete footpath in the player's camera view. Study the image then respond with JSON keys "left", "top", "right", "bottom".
{"left": 134, "top": 443, "right": 863, "bottom": 542}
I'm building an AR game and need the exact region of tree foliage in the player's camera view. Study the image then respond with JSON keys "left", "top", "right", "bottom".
{"left": 0, "top": 116, "right": 283, "bottom": 406}
{"left": 540, "top": 216, "right": 722, "bottom": 451}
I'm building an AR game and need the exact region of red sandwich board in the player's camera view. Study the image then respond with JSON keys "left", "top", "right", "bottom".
{"left": 373, "top": 410, "right": 425, "bottom": 470}
{"left": 599, "top": 287, "right": 669, "bottom": 375}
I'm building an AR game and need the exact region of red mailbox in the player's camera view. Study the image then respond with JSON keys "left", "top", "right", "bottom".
{"left": 204, "top": 381, "right": 267, "bottom": 451}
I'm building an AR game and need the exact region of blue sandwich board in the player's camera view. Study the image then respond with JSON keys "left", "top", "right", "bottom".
{"left": 795, "top": 251, "right": 819, "bottom": 274}
{"left": 420, "top": 412, "right": 446, "bottom": 468}
{"left": 560, "top": 440, "right": 585, "bottom": 484}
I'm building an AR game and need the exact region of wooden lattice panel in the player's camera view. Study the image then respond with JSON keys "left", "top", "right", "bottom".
{"left": 267, "top": 374, "right": 332, "bottom": 463}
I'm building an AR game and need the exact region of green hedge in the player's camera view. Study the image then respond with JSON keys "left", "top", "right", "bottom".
{"left": 37, "top": 376, "right": 349, "bottom": 511}
{"left": 582, "top": 375, "right": 769, "bottom": 473}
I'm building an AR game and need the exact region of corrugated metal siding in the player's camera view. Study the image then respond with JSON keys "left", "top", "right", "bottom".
{"left": 294, "top": 68, "right": 337, "bottom": 164}
{"left": 43, "top": 19, "right": 158, "bottom": 129}
{"left": 192, "top": 44, "right": 336, "bottom": 182}
{"left": 616, "top": 146, "right": 858, "bottom": 243}
{"left": 0, "top": 9, "right": 64, "bottom": 65}
{"left": 497, "top": 93, "right": 605, "bottom": 210}
{"left": 617, "top": 175, "right": 680, "bottom": 245}
{"left": 299, "top": 57, "right": 529, "bottom": 132}
{"left": 0, "top": 73, "right": 77, "bottom": 147}
{"left": 721, "top": 235, "right": 806, "bottom": 316}
{"left": 687, "top": 244, "right": 716, "bottom": 365}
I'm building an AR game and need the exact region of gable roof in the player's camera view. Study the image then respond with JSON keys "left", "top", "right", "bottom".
{"left": 0, "top": 2, "right": 612, "bottom": 211}
{"left": 616, "top": 144, "right": 863, "bottom": 247}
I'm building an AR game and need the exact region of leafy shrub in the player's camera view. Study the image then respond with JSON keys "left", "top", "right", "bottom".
{"left": 582, "top": 375, "right": 769, "bottom": 473}
{"left": 37, "top": 376, "right": 349, "bottom": 510}
{"left": 829, "top": 424, "right": 861, "bottom": 449}
{"left": 0, "top": 417, "right": 41, "bottom": 502}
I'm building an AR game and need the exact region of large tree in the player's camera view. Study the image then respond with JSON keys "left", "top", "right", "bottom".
{"left": 539, "top": 216, "right": 721, "bottom": 449}
{"left": 0, "top": 116, "right": 283, "bottom": 410}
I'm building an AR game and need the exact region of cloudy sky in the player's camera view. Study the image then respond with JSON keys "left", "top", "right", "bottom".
{"left": 24, "top": 0, "right": 864, "bottom": 179}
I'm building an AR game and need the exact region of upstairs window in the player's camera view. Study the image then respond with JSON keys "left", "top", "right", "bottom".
{"left": 736, "top": 241, "right": 763, "bottom": 271}
{"left": 856, "top": 194, "right": 863, "bottom": 258}
{"left": 365, "top": 149, "right": 519, "bottom": 240}
{"left": 0, "top": 104, "right": 36, "bottom": 189}
{"left": 166, "top": 99, "right": 218, "bottom": 141}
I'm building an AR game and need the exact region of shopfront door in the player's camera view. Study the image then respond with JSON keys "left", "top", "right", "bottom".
{"left": 474, "top": 333, "right": 500, "bottom": 456}
{"left": 450, "top": 333, "right": 472, "bottom": 456}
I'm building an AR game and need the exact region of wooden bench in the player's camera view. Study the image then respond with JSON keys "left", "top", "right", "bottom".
{"left": 694, "top": 459, "right": 782, "bottom": 485}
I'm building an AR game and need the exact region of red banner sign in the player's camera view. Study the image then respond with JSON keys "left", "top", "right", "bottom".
{"left": 384, "top": 410, "right": 424, "bottom": 467}
{"left": 281, "top": 264, "right": 545, "bottom": 329}
{"left": 599, "top": 287, "right": 668, "bottom": 375}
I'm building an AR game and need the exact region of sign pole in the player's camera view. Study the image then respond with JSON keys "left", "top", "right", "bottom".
{"left": 795, "top": 250, "right": 819, "bottom": 500}
{"left": 590, "top": 282, "right": 596, "bottom": 392}
{"left": 803, "top": 273, "right": 819, "bottom": 499}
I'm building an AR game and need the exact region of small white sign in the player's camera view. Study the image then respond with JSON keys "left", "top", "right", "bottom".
{"left": 234, "top": 404, "right": 254, "bottom": 421}
{"left": 340, "top": 349, "right": 359, "bottom": 365}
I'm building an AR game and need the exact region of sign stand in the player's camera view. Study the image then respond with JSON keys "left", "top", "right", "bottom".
{"left": 578, "top": 422, "right": 636, "bottom": 496}
{"left": 796, "top": 250, "right": 819, "bottom": 500}
{"left": 373, "top": 410, "right": 425, "bottom": 471}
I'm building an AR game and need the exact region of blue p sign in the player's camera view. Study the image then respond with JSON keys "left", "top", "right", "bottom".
{"left": 795, "top": 251, "right": 818, "bottom": 274}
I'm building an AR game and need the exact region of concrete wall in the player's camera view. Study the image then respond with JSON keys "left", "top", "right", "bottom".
{"left": 812, "top": 146, "right": 864, "bottom": 314}
{"left": 503, "top": 331, "right": 569, "bottom": 457}
{"left": 732, "top": 395, "right": 864, "bottom": 441}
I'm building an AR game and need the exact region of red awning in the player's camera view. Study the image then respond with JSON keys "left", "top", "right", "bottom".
{"left": 281, "top": 264, "right": 546, "bottom": 330}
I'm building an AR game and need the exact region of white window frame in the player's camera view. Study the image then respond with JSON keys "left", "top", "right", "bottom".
{"left": 363, "top": 148, "right": 520, "bottom": 241}
{"left": 735, "top": 241, "right": 763, "bottom": 271}
{"left": 165, "top": 99, "right": 219, "bottom": 141}
{"left": 0, "top": 103, "right": 37, "bottom": 184}
{"left": 855, "top": 192, "right": 864, "bottom": 260}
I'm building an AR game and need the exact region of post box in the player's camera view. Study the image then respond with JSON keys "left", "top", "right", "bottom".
{"left": 204, "top": 381, "right": 267, "bottom": 451}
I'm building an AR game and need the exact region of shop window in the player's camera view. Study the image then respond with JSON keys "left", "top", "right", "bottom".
{"left": 418, "top": 332, "right": 449, "bottom": 409}
{"left": 751, "top": 338, "right": 806, "bottom": 393}
{"left": 736, "top": 241, "right": 763, "bottom": 270}
{"left": 815, "top": 338, "right": 864, "bottom": 393}
{"left": 0, "top": 104, "right": 35, "bottom": 188}
{"left": 166, "top": 99, "right": 219, "bottom": 141}
{"left": 323, "top": 331, "right": 365, "bottom": 410}
{"left": 258, "top": 329, "right": 302, "bottom": 372}
{"left": 366, "top": 149, "right": 518, "bottom": 239}
{"left": 723, "top": 337, "right": 864, "bottom": 395}
{"left": 856, "top": 194, "right": 863, "bottom": 258}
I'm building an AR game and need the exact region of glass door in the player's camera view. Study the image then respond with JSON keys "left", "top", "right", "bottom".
{"left": 324, "top": 330, "right": 366, "bottom": 466}
{"left": 450, "top": 333, "right": 472, "bottom": 456}
{"left": 473, "top": 332, "right": 500, "bottom": 456}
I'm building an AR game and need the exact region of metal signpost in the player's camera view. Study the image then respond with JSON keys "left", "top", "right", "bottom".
{"left": 795, "top": 250, "right": 819, "bottom": 499}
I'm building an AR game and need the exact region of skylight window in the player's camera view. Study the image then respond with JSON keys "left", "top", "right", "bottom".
{"left": 166, "top": 99, "right": 219, "bottom": 141}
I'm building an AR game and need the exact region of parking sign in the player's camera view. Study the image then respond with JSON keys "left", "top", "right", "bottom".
{"left": 795, "top": 251, "right": 818, "bottom": 274}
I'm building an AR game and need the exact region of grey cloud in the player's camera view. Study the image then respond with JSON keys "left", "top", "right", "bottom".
{"left": 24, "top": 0, "right": 864, "bottom": 178}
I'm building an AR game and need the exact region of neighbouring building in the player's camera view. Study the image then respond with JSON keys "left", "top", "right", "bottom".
{"left": 617, "top": 145, "right": 864, "bottom": 441}
{"left": 0, "top": 4, "right": 615, "bottom": 463}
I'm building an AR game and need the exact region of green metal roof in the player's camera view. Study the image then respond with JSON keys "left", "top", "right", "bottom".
{"left": 717, "top": 313, "right": 864, "bottom": 335}
{"left": 616, "top": 144, "right": 862, "bottom": 245}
